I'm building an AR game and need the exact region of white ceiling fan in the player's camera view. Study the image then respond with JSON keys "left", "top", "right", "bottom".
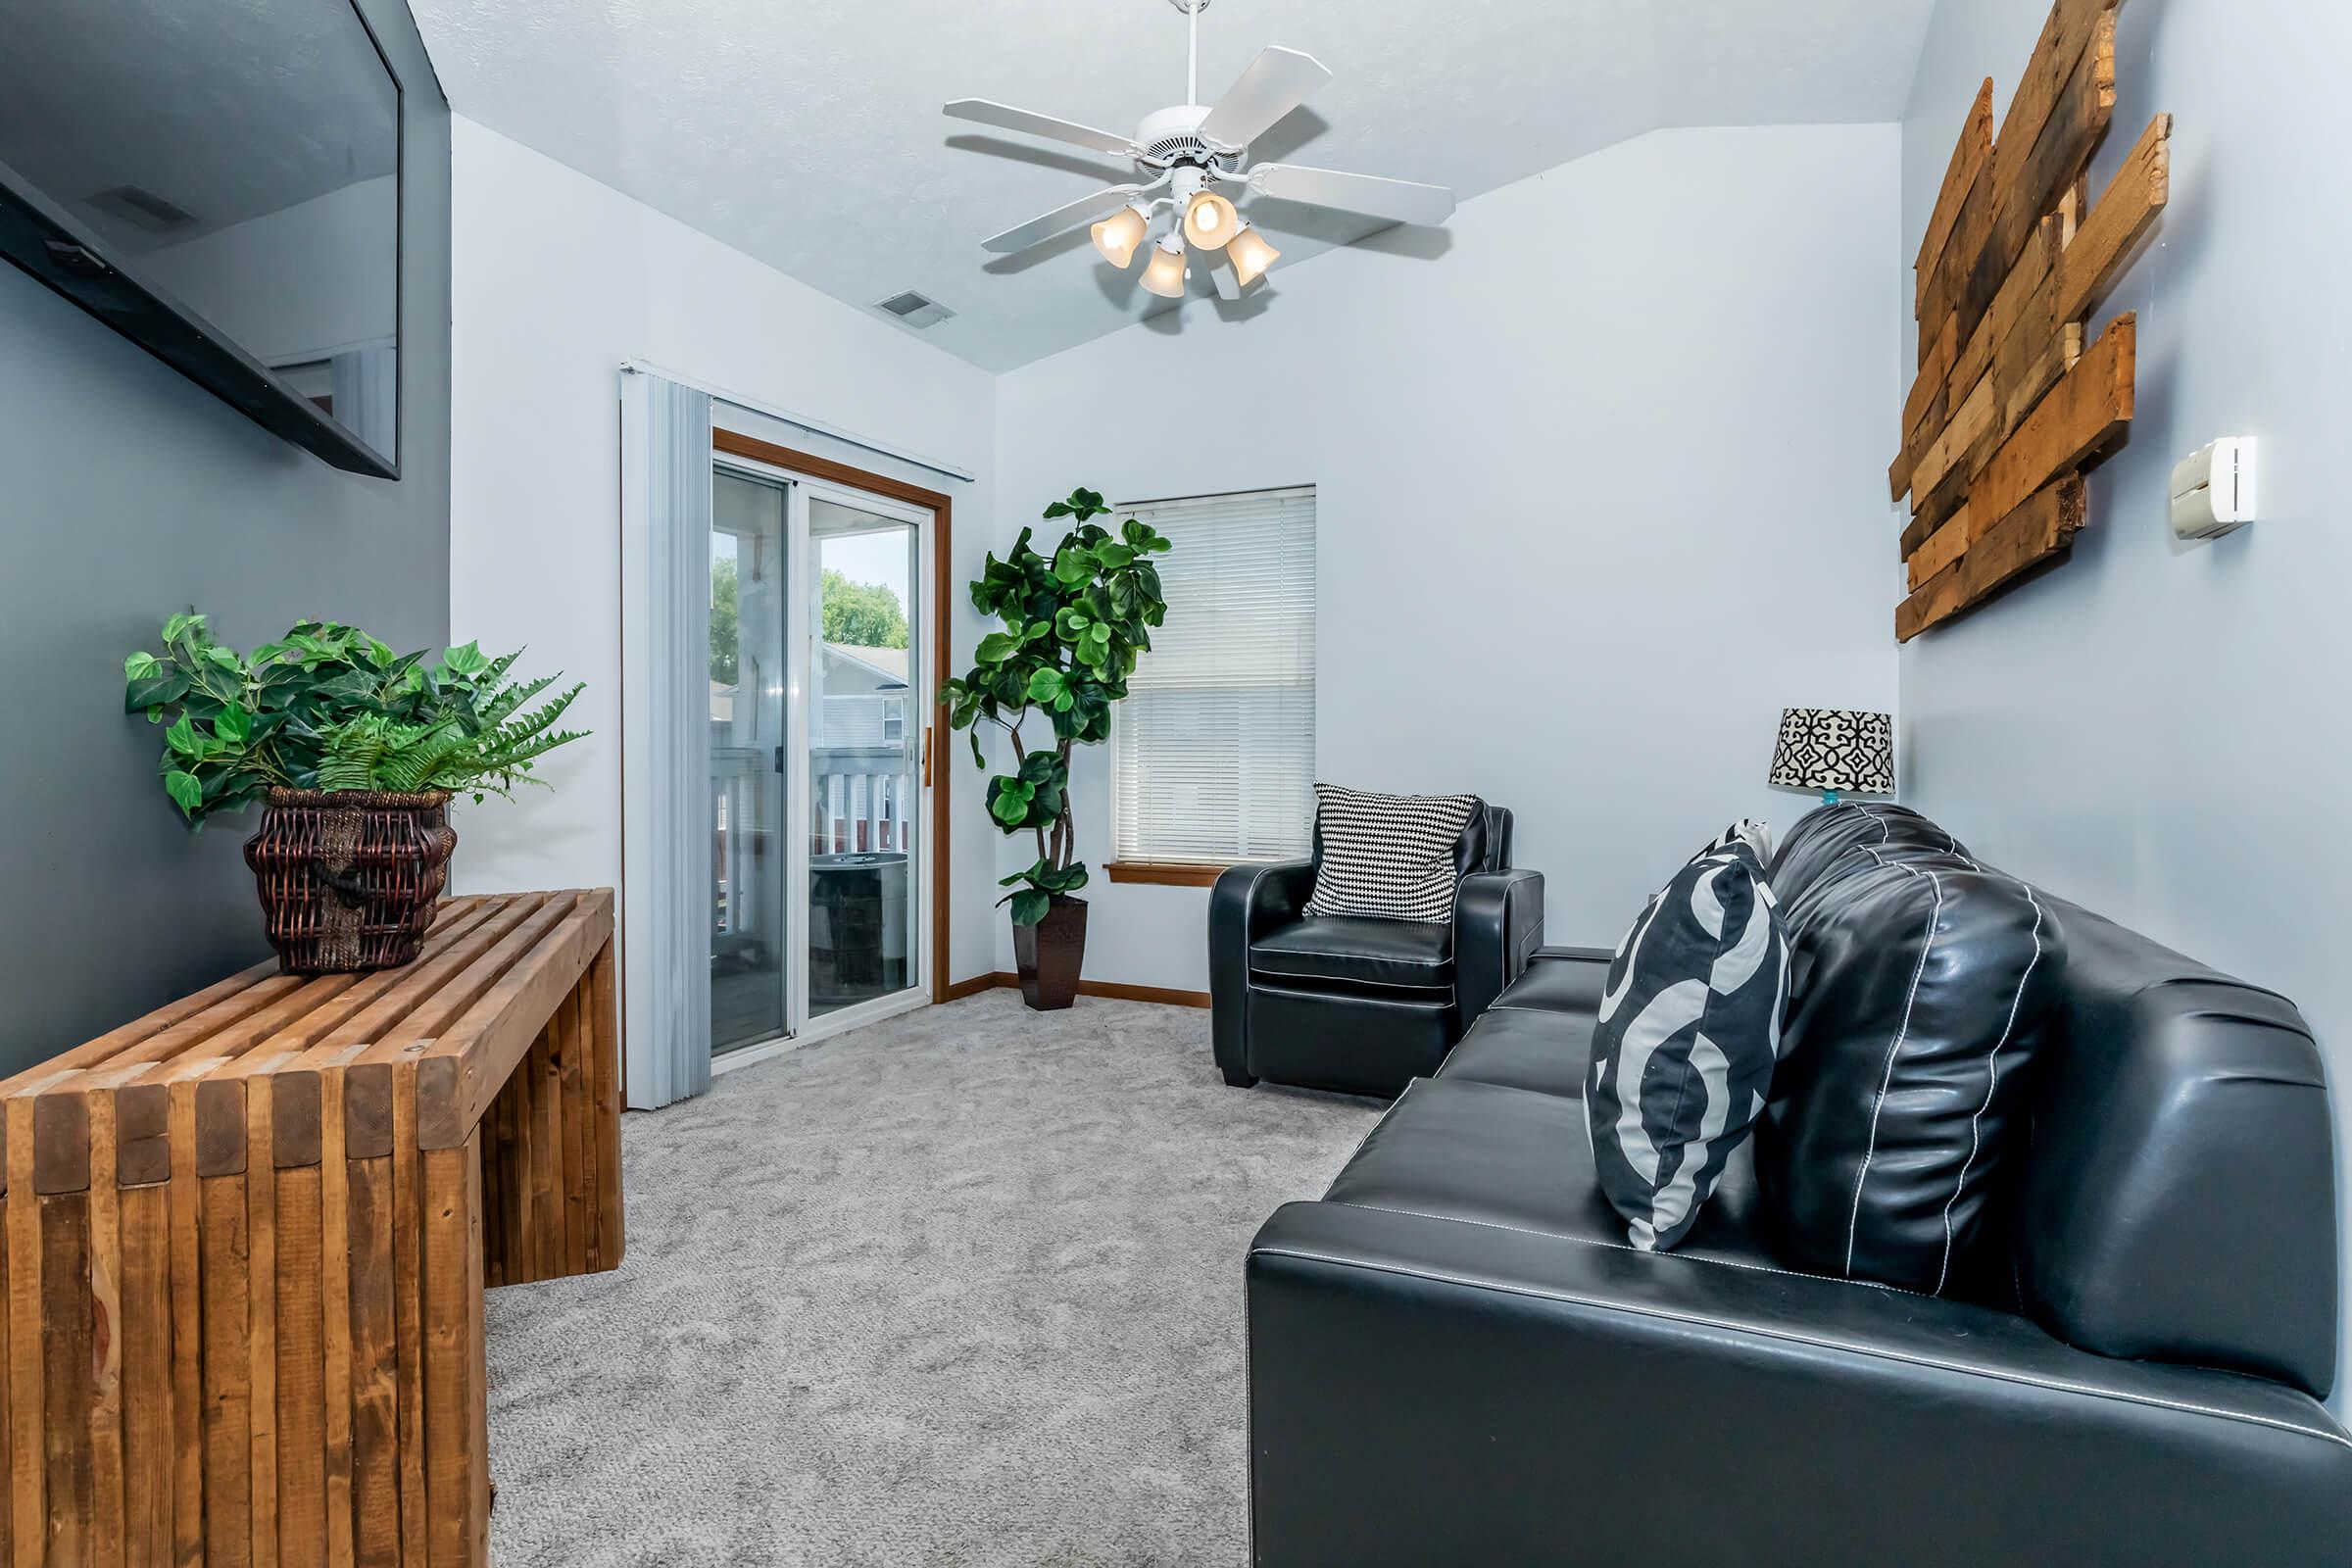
{"left": 945, "top": 0, "right": 1455, "bottom": 302}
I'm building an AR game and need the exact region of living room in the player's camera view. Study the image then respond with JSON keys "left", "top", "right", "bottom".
{"left": 1, "top": 0, "right": 2343, "bottom": 1562}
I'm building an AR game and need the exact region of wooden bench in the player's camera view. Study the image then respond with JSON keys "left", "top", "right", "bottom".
{"left": 0, "top": 889, "right": 623, "bottom": 1566}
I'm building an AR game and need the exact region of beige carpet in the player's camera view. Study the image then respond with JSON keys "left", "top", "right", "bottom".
{"left": 484, "top": 989, "right": 1380, "bottom": 1566}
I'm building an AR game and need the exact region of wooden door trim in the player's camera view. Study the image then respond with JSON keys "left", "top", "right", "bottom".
{"left": 711, "top": 427, "right": 956, "bottom": 1007}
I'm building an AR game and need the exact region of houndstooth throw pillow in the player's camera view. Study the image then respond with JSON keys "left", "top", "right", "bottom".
{"left": 1304, "top": 784, "right": 1483, "bottom": 923}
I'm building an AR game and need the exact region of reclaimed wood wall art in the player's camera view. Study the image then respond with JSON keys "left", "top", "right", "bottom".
{"left": 1889, "top": 0, "right": 2170, "bottom": 641}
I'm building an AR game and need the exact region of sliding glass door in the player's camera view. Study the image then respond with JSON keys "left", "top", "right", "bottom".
{"left": 804, "top": 492, "right": 924, "bottom": 1018}
{"left": 710, "top": 471, "right": 791, "bottom": 1053}
{"left": 709, "top": 458, "right": 933, "bottom": 1056}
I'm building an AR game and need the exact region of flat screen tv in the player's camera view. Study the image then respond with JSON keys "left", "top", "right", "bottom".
{"left": 0, "top": 0, "right": 403, "bottom": 478}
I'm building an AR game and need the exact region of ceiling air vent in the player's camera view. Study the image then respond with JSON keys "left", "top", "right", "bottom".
{"left": 874, "top": 290, "right": 955, "bottom": 329}
{"left": 85, "top": 184, "right": 199, "bottom": 235}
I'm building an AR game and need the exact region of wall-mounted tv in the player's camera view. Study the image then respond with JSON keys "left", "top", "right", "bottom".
{"left": 0, "top": 0, "right": 403, "bottom": 478}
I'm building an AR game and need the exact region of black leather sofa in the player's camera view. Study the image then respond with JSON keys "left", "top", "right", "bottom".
{"left": 1247, "top": 808, "right": 2350, "bottom": 1565}
{"left": 1209, "top": 804, "right": 1544, "bottom": 1099}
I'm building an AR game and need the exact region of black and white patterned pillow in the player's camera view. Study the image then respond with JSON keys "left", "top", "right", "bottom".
{"left": 1586, "top": 840, "right": 1790, "bottom": 1250}
{"left": 1698, "top": 817, "right": 1774, "bottom": 865}
{"left": 1304, "top": 784, "right": 1482, "bottom": 923}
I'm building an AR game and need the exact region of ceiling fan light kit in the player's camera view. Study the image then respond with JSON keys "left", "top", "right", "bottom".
{"left": 946, "top": 0, "right": 1454, "bottom": 309}
{"left": 1140, "top": 236, "right": 1190, "bottom": 298}
{"left": 1226, "top": 222, "right": 1279, "bottom": 288}
{"left": 1091, "top": 203, "right": 1152, "bottom": 268}
{"left": 1182, "top": 189, "right": 1239, "bottom": 250}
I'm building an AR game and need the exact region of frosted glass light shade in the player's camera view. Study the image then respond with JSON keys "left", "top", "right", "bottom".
{"left": 1091, "top": 205, "right": 1149, "bottom": 268}
{"left": 1182, "top": 190, "right": 1239, "bottom": 250}
{"left": 1140, "top": 240, "right": 1188, "bottom": 298}
{"left": 1226, "top": 224, "right": 1281, "bottom": 288}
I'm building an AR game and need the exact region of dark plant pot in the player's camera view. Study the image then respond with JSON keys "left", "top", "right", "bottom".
{"left": 1012, "top": 895, "right": 1088, "bottom": 1010}
{"left": 243, "top": 788, "right": 458, "bottom": 974}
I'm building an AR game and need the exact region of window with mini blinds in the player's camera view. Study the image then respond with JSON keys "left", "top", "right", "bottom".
{"left": 1111, "top": 486, "right": 1316, "bottom": 867}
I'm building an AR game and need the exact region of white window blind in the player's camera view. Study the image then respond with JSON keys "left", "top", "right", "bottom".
{"left": 1113, "top": 486, "right": 1316, "bottom": 865}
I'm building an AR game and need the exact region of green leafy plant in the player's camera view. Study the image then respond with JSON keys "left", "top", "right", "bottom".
{"left": 940, "top": 488, "right": 1172, "bottom": 925}
{"left": 123, "top": 612, "right": 588, "bottom": 826}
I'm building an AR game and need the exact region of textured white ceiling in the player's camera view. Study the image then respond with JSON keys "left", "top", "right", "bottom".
{"left": 412, "top": 0, "right": 1933, "bottom": 371}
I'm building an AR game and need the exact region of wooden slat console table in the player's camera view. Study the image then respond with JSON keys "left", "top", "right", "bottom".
{"left": 0, "top": 889, "right": 622, "bottom": 1567}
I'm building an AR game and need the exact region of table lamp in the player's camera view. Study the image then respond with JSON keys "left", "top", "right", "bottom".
{"left": 1769, "top": 708, "right": 1894, "bottom": 805}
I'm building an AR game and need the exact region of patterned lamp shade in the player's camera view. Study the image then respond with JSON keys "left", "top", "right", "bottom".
{"left": 1769, "top": 709, "right": 1895, "bottom": 795}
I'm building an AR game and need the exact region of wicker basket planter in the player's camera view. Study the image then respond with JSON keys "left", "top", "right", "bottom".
{"left": 242, "top": 788, "right": 458, "bottom": 973}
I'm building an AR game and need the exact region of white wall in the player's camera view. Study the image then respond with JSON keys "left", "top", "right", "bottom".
{"left": 446, "top": 117, "right": 1004, "bottom": 986}
{"left": 996, "top": 125, "right": 1904, "bottom": 994}
{"left": 1898, "top": 0, "right": 2352, "bottom": 1410}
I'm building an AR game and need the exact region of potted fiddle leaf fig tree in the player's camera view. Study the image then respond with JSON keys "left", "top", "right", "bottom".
{"left": 123, "top": 612, "right": 586, "bottom": 974}
{"left": 941, "top": 488, "right": 1172, "bottom": 1009}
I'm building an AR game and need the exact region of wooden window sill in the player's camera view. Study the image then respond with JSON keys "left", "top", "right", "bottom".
{"left": 1105, "top": 861, "right": 1230, "bottom": 887}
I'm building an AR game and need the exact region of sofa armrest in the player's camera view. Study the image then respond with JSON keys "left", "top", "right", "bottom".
{"left": 1247, "top": 1200, "right": 2352, "bottom": 1566}
{"left": 1453, "top": 868, "right": 1544, "bottom": 1027}
{"left": 1208, "top": 858, "right": 1315, "bottom": 1082}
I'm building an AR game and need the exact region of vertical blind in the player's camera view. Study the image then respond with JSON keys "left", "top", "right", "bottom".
{"left": 617, "top": 368, "right": 715, "bottom": 1109}
{"left": 1113, "top": 486, "right": 1316, "bottom": 865}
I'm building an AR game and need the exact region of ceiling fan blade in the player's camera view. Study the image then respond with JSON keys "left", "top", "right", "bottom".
{"left": 1197, "top": 46, "right": 1331, "bottom": 151}
{"left": 983, "top": 184, "right": 1148, "bottom": 255}
{"left": 1209, "top": 256, "right": 1242, "bottom": 301}
{"left": 945, "top": 99, "right": 1137, "bottom": 157}
{"left": 1249, "top": 164, "right": 1456, "bottom": 225}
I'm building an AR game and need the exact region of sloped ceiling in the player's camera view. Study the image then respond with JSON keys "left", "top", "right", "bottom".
{"left": 414, "top": 0, "right": 1933, "bottom": 371}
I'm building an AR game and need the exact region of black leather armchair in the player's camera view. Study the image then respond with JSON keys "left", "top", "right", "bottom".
{"left": 1209, "top": 804, "right": 1544, "bottom": 1099}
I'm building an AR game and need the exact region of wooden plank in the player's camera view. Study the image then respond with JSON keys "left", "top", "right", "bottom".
{"left": 1, "top": 1179, "right": 12, "bottom": 1567}
{"left": 588, "top": 937, "right": 623, "bottom": 1273}
{"left": 1902, "top": 312, "right": 1960, "bottom": 454}
{"left": 533, "top": 1027, "right": 563, "bottom": 1283}
{"left": 1960, "top": 8, "right": 2117, "bottom": 345}
{"left": 1, "top": 1179, "right": 11, "bottom": 1568}
{"left": 1901, "top": 456, "right": 1974, "bottom": 559}
{"left": 119, "top": 1182, "right": 172, "bottom": 1568}
{"left": 200, "top": 1173, "right": 254, "bottom": 1566}
{"left": 320, "top": 1072, "right": 356, "bottom": 1568}
{"left": 1910, "top": 372, "right": 1996, "bottom": 504}
{"left": 1987, "top": 0, "right": 2118, "bottom": 217}
{"left": 245, "top": 1070, "right": 280, "bottom": 1568}
{"left": 1947, "top": 214, "right": 2059, "bottom": 420}
{"left": 1898, "top": 474, "right": 2087, "bottom": 640}
{"left": 312, "top": 898, "right": 548, "bottom": 1061}
{"left": 416, "top": 898, "right": 610, "bottom": 1149}
{"left": 0, "top": 959, "right": 277, "bottom": 1095}
{"left": 1908, "top": 498, "right": 1977, "bottom": 590}
{"left": 197, "top": 1079, "right": 248, "bottom": 1178}
{"left": 44, "top": 978, "right": 310, "bottom": 1089}
{"left": 1974, "top": 313, "right": 2136, "bottom": 529}
{"left": 558, "top": 986, "right": 589, "bottom": 1277}
{"left": 388, "top": 1066, "right": 427, "bottom": 1568}
{"left": 2056, "top": 113, "right": 2172, "bottom": 326}
{"left": 347, "top": 1157, "right": 400, "bottom": 1568}
{"left": 1998, "top": 325, "right": 2070, "bottom": 437}
{"left": 166, "top": 1084, "right": 205, "bottom": 1565}
{"left": 1916, "top": 76, "right": 1996, "bottom": 313}
{"left": 274, "top": 1165, "right": 326, "bottom": 1568}
{"left": 34, "top": 1092, "right": 91, "bottom": 1195}
{"left": 86, "top": 1095, "right": 126, "bottom": 1568}
{"left": 115, "top": 1085, "right": 170, "bottom": 1191}
{"left": 40, "top": 1192, "right": 94, "bottom": 1567}
{"left": 1924, "top": 158, "right": 1993, "bottom": 350}
{"left": 4, "top": 1099, "right": 37, "bottom": 1568}
{"left": 421, "top": 1140, "right": 485, "bottom": 1568}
